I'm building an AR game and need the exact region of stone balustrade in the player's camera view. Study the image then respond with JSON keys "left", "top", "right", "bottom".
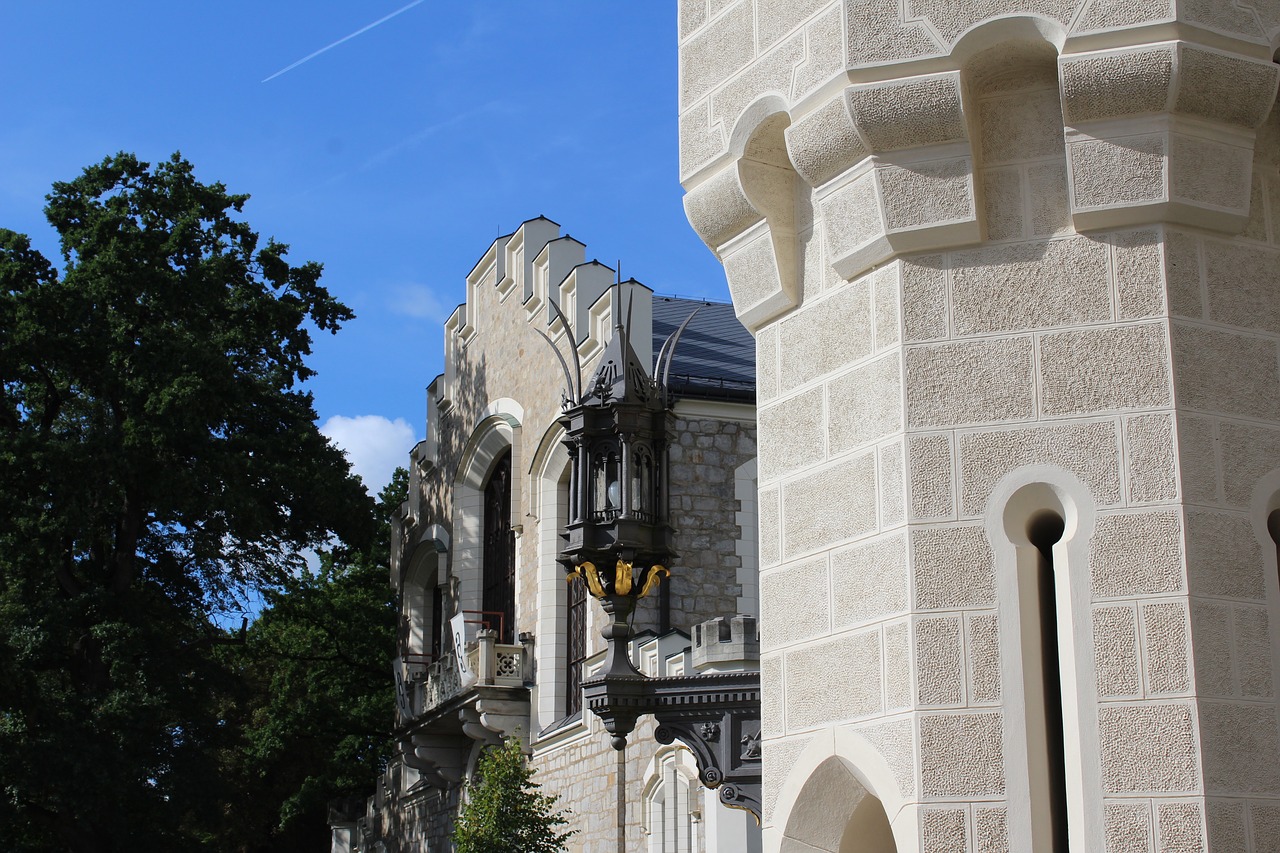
{"left": 410, "top": 631, "right": 533, "bottom": 719}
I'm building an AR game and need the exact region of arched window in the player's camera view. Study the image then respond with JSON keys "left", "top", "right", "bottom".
{"left": 533, "top": 436, "right": 584, "bottom": 730}
{"left": 997, "top": 476, "right": 1096, "bottom": 852}
{"left": 632, "top": 446, "right": 655, "bottom": 521}
{"left": 644, "top": 749, "right": 698, "bottom": 853}
{"left": 483, "top": 450, "right": 516, "bottom": 643}
{"left": 1025, "top": 510, "right": 1068, "bottom": 851}
{"left": 591, "top": 441, "right": 622, "bottom": 522}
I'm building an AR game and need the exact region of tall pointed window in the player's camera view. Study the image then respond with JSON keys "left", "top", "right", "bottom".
{"left": 483, "top": 450, "right": 516, "bottom": 643}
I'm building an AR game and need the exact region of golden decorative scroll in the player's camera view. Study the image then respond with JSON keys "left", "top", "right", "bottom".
{"left": 638, "top": 564, "right": 668, "bottom": 599}
{"left": 614, "top": 559, "right": 633, "bottom": 596}
{"left": 577, "top": 561, "right": 605, "bottom": 598}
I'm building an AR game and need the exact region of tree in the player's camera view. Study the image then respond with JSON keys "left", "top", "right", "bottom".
{"left": 218, "top": 468, "right": 406, "bottom": 852}
{"left": 0, "top": 152, "right": 373, "bottom": 851}
{"left": 452, "top": 737, "right": 577, "bottom": 853}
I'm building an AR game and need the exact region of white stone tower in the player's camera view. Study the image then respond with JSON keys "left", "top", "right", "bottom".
{"left": 678, "top": 2, "right": 1280, "bottom": 850}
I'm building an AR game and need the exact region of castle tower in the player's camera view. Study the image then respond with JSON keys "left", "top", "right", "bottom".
{"left": 678, "top": 2, "right": 1280, "bottom": 850}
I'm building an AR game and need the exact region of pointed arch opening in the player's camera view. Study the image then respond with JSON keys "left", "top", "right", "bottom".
{"left": 452, "top": 406, "right": 522, "bottom": 654}
{"left": 781, "top": 757, "right": 897, "bottom": 853}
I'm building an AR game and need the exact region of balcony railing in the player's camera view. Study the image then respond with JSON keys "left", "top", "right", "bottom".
{"left": 403, "top": 630, "right": 532, "bottom": 719}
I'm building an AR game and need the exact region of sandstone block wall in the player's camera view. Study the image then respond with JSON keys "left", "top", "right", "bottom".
{"left": 680, "top": 2, "right": 1280, "bottom": 851}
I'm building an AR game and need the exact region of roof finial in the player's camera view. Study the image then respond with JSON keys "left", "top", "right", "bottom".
{"left": 614, "top": 260, "right": 624, "bottom": 331}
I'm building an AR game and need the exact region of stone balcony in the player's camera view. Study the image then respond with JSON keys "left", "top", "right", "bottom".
{"left": 392, "top": 629, "right": 534, "bottom": 791}
{"left": 407, "top": 632, "right": 531, "bottom": 718}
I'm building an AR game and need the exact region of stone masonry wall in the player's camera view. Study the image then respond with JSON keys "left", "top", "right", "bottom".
{"left": 680, "top": 2, "right": 1280, "bottom": 851}
{"left": 637, "top": 413, "right": 758, "bottom": 635}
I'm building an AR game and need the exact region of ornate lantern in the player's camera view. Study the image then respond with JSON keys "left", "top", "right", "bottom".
{"left": 555, "top": 302, "right": 687, "bottom": 687}
{"left": 535, "top": 289, "right": 762, "bottom": 818}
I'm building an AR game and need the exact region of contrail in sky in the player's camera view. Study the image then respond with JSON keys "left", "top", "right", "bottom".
{"left": 262, "top": 0, "right": 426, "bottom": 83}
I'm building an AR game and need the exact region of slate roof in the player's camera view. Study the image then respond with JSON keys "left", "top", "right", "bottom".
{"left": 650, "top": 296, "right": 755, "bottom": 403}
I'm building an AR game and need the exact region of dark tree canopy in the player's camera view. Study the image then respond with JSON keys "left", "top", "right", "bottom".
{"left": 0, "top": 153, "right": 376, "bottom": 851}
{"left": 220, "top": 468, "right": 406, "bottom": 851}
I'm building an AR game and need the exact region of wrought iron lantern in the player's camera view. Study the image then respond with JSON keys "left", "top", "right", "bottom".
{"left": 535, "top": 286, "right": 762, "bottom": 818}
{"left": 555, "top": 301, "right": 681, "bottom": 688}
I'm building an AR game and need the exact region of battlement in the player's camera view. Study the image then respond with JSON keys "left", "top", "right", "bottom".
{"left": 692, "top": 614, "right": 759, "bottom": 673}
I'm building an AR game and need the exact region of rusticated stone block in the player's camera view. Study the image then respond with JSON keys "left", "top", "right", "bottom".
{"left": 1098, "top": 703, "right": 1199, "bottom": 793}
{"left": 968, "top": 613, "right": 1001, "bottom": 704}
{"left": 959, "top": 420, "right": 1122, "bottom": 515}
{"left": 1142, "top": 600, "right": 1190, "bottom": 695}
{"left": 832, "top": 532, "right": 908, "bottom": 628}
{"left": 1090, "top": 511, "right": 1184, "bottom": 598}
{"left": 1038, "top": 323, "right": 1171, "bottom": 416}
{"left": 949, "top": 238, "right": 1111, "bottom": 335}
{"left": 761, "top": 556, "right": 830, "bottom": 647}
{"left": 1094, "top": 605, "right": 1141, "bottom": 698}
{"left": 778, "top": 278, "right": 873, "bottom": 388}
{"left": 1105, "top": 800, "right": 1154, "bottom": 853}
{"left": 906, "top": 337, "right": 1034, "bottom": 428}
{"left": 912, "top": 525, "right": 995, "bottom": 610}
{"left": 921, "top": 807, "right": 967, "bottom": 851}
{"left": 1201, "top": 701, "right": 1280, "bottom": 795}
{"left": 920, "top": 712, "right": 1005, "bottom": 797}
{"left": 758, "top": 386, "right": 824, "bottom": 482}
{"left": 1125, "top": 413, "right": 1178, "bottom": 503}
{"left": 781, "top": 451, "right": 878, "bottom": 558}
{"left": 915, "top": 615, "right": 964, "bottom": 706}
{"left": 679, "top": 0, "right": 753, "bottom": 107}
{"left": 908, "top": 432, "right": 954, "bottom": 520}
{"left": 829, "top": 353, "right": 902, "bottom": 453}
{"left": 784, "top": 630, "right": 882, "bottom": 729}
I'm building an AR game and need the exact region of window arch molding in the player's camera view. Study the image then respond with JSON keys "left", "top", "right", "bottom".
{"left": 983, "top": 466, "right": 1101, "bottom": 853}
{"left": 400, "top": 528, "right": 450, "bottom": 665}
{"left": 453, "top": 402, "right": 523, "bottom": 641}
{"left": 642, "top": 746, "right": 702, "bottom": 853}
{"left": 770, "top": 725, "right": 909, "bottom": 853}
{"left": 528, "top": 420, "right": 586, "bottom": 732}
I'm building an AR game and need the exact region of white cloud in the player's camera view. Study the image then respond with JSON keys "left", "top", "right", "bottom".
{"left": 321, "top": 414, "right": 417, "bottom": 494}
{"left": 388, "top": 283, "right": 447, "bottom": 321}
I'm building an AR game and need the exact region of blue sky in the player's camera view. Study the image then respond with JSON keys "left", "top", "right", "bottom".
{"left": 1, "top": 1, "right": 729, "bottom": 493}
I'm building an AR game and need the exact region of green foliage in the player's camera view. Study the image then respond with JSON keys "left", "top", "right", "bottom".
{"left": 0, "top": 152, "right": 373, "bottom": 851}
{"left": 452, "top": 737, "right": 577, "bottom": 853}
{"left": 219, "top": 469, "right": 406, "bottom": 850}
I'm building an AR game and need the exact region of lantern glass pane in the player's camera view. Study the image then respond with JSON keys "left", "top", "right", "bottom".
{"left": 633, "top": 448, "right": 654, "bottom": 519}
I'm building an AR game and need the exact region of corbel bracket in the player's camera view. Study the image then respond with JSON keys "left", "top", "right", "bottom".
{"left": 582, "top": 669, "right": 762, "bottom": 818}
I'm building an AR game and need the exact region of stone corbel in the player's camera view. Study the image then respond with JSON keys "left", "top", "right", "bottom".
{"left": 398, "top": 734, "right": 470, "bottom": 790}
{"left": 791, "top": 71, "right": 982, "bottom": 283}
{"left": 458, "top": 698, "right": 528, "bottom": 748}
{"left": 684, "top": 108, "right": 800, "bottom": 334}
{"left": 458, "top": 705, "right": 501, "bottom": 745}
{"left": 1060, "top": 40, "right": 1280, "bottom": 233}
